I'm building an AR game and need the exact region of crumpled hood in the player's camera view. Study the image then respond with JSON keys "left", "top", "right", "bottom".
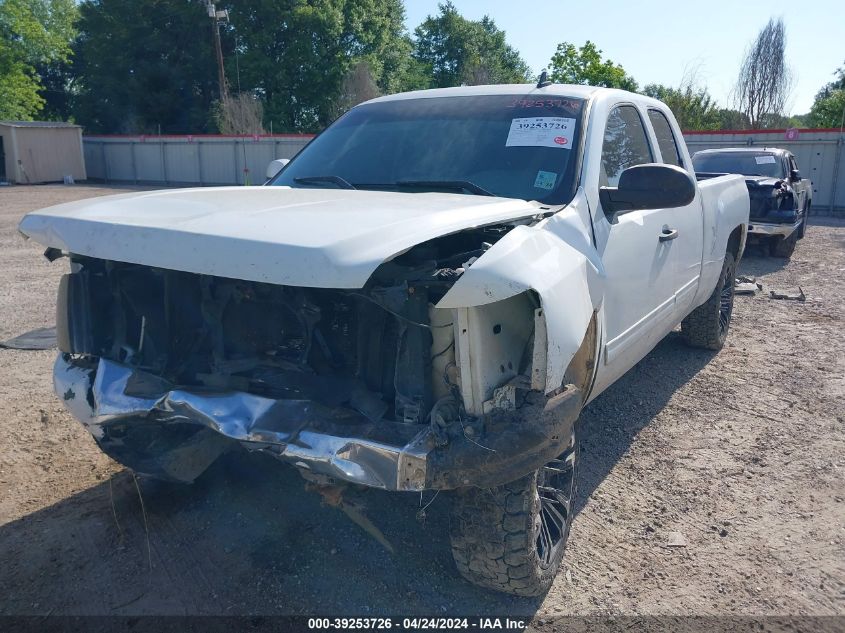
{"left": 19, "top": 186, "right": 541, "bottom": 288}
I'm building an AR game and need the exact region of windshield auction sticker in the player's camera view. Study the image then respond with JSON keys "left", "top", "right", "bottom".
{"left": 755, "top": 155, "right": 777, "bottom": 164}
{"left": 506, "top": 117, "right": 575, "bottom": 149}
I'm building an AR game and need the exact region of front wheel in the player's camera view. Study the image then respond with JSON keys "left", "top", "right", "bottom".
{"left": 681, "top": 251, "right": 736, "bottom": 350}
{"left": 449, "top": 430, "right": 577, "bottom": 596}
{"left": 798, "top": 202, "right": 810, "bottom": 239}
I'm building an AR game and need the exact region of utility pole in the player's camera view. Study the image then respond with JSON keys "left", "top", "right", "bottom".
{"left": 204, "top": 0, "right": 229, "bottom": 102}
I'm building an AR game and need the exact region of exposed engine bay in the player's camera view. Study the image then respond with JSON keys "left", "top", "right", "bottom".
{"left": 699, "top": 172, "right": 797, "bottom": 224}
{"left": 61, "top": 225, "right": 517, "bottom": 423}
{"left": 55, "top": 222, "right": 584, "bottom": 490}
{"left": 745, "top": 177, "right": 796, "bottom": 221}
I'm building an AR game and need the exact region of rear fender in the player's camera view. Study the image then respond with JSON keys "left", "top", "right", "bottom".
{"left": 694, "top": 174, "right": 749, "bottom": 308}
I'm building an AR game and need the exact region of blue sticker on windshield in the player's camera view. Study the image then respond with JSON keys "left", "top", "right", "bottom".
{"left": 534, "top": 170, "right": 557, "bottom": 190}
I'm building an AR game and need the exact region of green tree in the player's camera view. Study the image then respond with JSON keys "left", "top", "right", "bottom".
{"left": 229, "top": 0, "right": 410, "bottom": 132}
{"left": 338, "top": 0, "right": 412, "bottom": 95}
{"left": 73, "top": 0, "right": 218, "bottom": 133}
{"left": 807, "top": 63, "right": 845, "bottom": 128}
{"left": 757, "top": 112, "right": 805, "bottom": 129}
{"left": 548, "top": 41, "right": 637, "bottom": 91}
{"left": 412, "top": 2, "right": 530, "bottom": 89}
{"left": 715, "top": 108, "right": 751, "bottom": 130}
{"left": 0, "top": 0, "right": 77, "bottom": 120}
{"left": 642, "top": 83, "right": 719, "bottom": 131}
{"left": 808, "top": 90, "right": 845, "bottom": 128}
{"left": 34, "top": 57, "right": 75, "bottom": 120}
{"left": 789, "top": 113, "right": 810, "bottom": 128}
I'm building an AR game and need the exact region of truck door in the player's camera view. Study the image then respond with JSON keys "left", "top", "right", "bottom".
{"left": 646, "top": 108, "right": 704, "bottom": 317}
{"left": 589, "top": 104, "right": 700, "bottom": 394}
{"left": 787, "top": 154, "right": 808, "bottom": 212}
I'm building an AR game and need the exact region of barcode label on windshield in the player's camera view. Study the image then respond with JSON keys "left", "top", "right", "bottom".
{"left": 506, "top": 117, "right": 575, "bottom": 149}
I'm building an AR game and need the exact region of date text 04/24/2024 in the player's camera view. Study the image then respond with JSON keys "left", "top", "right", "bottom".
{"left": 306, "top": 617, "right": 527, "bottom": 630}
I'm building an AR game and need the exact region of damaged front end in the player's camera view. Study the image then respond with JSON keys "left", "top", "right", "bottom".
{"left": 746, "top": 177, "right": 797, "bottom": 224}
{"left": 54, "top": 226, "right": 583, "bottom": 491}
{"left": 745, "top": 177, "right": 802, "bottom": 238}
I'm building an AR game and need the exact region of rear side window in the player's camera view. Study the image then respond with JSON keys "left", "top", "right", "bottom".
{"left": 692, "top": 152, "right": 786, "bottom": 178}
{"left": 648, "top": 109, "right": 683, "bottom": 167}
{"left": 600, "top": 105, "right": 653, "bottom": 187}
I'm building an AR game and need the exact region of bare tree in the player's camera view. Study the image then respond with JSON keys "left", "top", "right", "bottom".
{"left": 333, "top": 61, "right": 380, "bottom": 118}
{"left": 733, "top": 18, "right": 793, "bottom": 129}
{"left": 461, "top": 55, "right": 494, "bottom": 86}
{"left": 642, "top": 66, "right": 720, "bottom": 130}
{"left": 216, "top": 93, "right": 265, "bottom": 135}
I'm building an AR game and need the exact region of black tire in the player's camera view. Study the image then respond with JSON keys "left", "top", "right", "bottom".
{"left": 798, "top": 203, "right": 809, "bottom": 239}
{"left": 770, "top": 232, "right": 797, "bottom": 258}
{"left": 449, "top": 430, "right": 577, "bottom": 596}
{"left": 681, "top": 251, "right": 736, "bottom": 351}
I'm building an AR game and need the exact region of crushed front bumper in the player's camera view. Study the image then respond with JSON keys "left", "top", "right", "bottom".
{"left": 748, "top": 209, "right": 804, "bottom": 237}
{"left": 55, "top": 355, "right": 581, "bottom": 491}
{"left": 747, "top": 217, "right": 802, "bottom": 238}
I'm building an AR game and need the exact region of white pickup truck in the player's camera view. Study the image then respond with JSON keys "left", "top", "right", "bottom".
{"left": 20, "top": 83, "right": 749, "bottom": 596}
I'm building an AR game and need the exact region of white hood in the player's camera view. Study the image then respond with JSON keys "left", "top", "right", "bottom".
{"left": 20, "top": 186, "right": 541, "bottom": 288}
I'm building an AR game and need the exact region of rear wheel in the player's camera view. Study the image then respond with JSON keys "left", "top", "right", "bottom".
{"left": 681, "top": 251, "right": 736, "bottom": 350}
{"left": 770, "top": 232, "right": 797, "bottom": 258}
{"left": 449, "top": 430, "right": 577, "bottom": 596}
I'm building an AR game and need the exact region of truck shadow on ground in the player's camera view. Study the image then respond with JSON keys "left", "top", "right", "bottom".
{"left": 738, "top": 245, "right": 791, "bottom": 275}
{"left": 574, "top": 332, "right": 713, "bottom": 516}
{"left": 0, "top": 334, "right": 714, "bottom": 618}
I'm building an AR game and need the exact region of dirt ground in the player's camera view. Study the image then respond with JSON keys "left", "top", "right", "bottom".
{"left": 0, "top": 184, "right": 843, "bottom": 622}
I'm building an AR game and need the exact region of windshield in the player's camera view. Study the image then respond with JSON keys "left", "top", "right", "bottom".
{"left": 269, "top": 94, "right": 586, "bottom": 205}
{"left": 693, "top": 152, "right": 785, "bottom": 178}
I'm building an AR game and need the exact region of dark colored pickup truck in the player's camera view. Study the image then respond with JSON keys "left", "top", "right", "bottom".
{"left": 693, "top": 147, "right": 812, "bottom": 257}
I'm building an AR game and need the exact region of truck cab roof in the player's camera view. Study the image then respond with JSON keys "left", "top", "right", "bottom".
{"left": 367, "top": 83, "right": 667, "bottom": 110}
{"left": 694, "top": 147, "right": 792, "bottom": 156}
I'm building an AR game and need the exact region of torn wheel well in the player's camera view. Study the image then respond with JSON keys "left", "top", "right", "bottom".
{"left": 561, "top": 312, "right": 598, "bottom": 400}
{"left": 727, "top": 225, "right": 744, "bottom": 260}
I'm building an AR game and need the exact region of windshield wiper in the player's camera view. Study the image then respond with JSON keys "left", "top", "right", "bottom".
{"left": 293, "top": 176, "right": 356, "bottom": 190}
{"left": 394, "top": 180, "right": 494, "bottom": 197}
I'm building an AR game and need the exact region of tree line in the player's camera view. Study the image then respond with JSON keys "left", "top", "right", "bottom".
{"left": 1, "top": 1, "right": 842, "bottom": 133}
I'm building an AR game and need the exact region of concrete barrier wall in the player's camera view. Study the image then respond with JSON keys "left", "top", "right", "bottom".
{"left": 83, "top": 129, "right": 845, "bottom": 215}
{"left": 83, "top": 135, "right": 314, "bottom": 186}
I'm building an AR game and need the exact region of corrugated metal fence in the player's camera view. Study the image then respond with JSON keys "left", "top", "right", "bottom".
{"left": 83, "top": 129, "right": 845, "bottom": 214}
{"left": 684, "top": 129, "right": 844, "bottom": 215}
{"left": 83, "top": 134, "right": 314, "bottom": 186}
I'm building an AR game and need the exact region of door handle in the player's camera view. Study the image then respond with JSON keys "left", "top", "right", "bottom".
{"left": 659, "top": 228, "right": 679, "bottom": 242}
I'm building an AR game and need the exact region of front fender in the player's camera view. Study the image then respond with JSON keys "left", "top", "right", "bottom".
{"left": 437, "top": 204, "right": 604, "bottom": 395}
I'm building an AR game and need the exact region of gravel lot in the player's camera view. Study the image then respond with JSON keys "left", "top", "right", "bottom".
{"left": 0, "top": 184, "right": 843, "bottom": 622}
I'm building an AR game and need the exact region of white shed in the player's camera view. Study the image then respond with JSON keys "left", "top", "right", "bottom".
{"left": 0, "top": 121, "right": 86, "bottom": 184}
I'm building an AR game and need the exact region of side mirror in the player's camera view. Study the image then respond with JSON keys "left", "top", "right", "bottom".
{"left": 266, "top": 158, "right": 290, "bottom": 180}
{"left": 790, "top": 169, "right": 801, "bottom": 181}
{"left": 600, "top": 164, "right": 695, "bottom": 218}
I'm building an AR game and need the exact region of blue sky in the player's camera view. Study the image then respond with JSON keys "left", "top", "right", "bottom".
{"left": 404, "top": 0, "right": 844, "bottom": 115}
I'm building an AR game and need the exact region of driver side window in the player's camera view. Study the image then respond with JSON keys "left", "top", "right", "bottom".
{"left": 600, "top": 105, "right": 653, "bottom": 187}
